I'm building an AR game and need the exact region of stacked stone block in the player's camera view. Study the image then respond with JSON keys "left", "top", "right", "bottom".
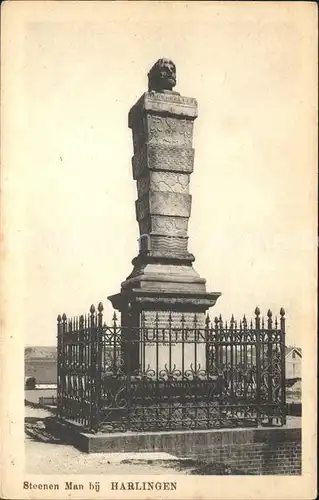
{"left": 108, "top": 60, "right": 221, "bottom": 372}
{"left": 129, "top": 92, "right": 197, "bottom": 260}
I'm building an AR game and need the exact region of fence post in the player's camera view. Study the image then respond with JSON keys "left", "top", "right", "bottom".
{"left": 267, "top": 310, "right": 273, "bottom": 425}
{"left": 61, "top": 313, "right": 67, "bottom": 417}
{"left": 280, "top": 308, "right": 286, "bottom": 425}
{"left": 79, "top": 315, "right": 84, "bottom": 361}
{"left": 57, "top": 315, "right": 62, "bottom": 418}
{"left": 112, "top": 312, "right": 118, "bottom": 373}
{"left": 96, "top": 303, "right": 103, "bottom": 429}
{"left": 141, "top": 311, "right": 146, "bottom": 374}
{"left": 230, "top": 315, "right": 235, "bottom": 402}
{"left": 126, "top": 305, "right": 133, "bottom": 431}
{"left": 205, "top": 314, "right": 210, "bottom": 376}
{"left": 242, "top": 315, "right": 248, "bottom": 399}
{"left": 255, "top": 307, "right": 262, "bottom": 427}
{"left": 89, "top": 304, "right": 99, "bottom": 432}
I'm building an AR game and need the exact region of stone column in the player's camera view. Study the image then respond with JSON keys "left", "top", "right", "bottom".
{"left": 108, "top": 59, "right": 221, "bottom": 373}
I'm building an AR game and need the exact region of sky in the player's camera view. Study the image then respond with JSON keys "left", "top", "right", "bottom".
{"left": 2, "top": 1, "right": 317, "bottom": 347}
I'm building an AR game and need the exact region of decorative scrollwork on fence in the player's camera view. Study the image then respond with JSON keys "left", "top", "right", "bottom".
{"left": 57, "top": 304, "right": 286, "bottom": 432}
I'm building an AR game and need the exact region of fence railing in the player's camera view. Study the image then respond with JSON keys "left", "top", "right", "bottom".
{"left": 57, "top": 304, "right": 286, "bottom": 433}
{"left": 39, "top": 396, "right": 57, "bottom": 408}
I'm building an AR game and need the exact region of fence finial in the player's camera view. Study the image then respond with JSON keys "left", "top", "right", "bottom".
{"left": 279, "top": 307, "right": 285, "bottom": 333}
{"left": 79, "top": 315, "right": 84, "bottom": 328}
{"left": 98, "top": 302, "right": 104, "bottom": 312}
{"left": 57, "top": 314, "right": 61, "bottom": 322}
{"left": 90, "top": 304, "right": 95, "bottom": 314}
{"left": 267, "top": 309, "right": 273, "bottom": 329}
{"left": 62, "top": 313, "right": 67, "bottom": 321}
{"left": 205, "top": 313, "right": 210, "bottom": 327}
{"left": 255, "top": 307, "right": 260, "bottom": 316}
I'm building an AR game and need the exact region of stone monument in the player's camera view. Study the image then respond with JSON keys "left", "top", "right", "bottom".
{"left": 108, "top": 58, "right": 221, "bottom": 372}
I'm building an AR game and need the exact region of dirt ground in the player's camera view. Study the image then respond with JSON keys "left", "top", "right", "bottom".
{"left": 25, "top": 388, "right": 56, "bottom": 404}
{"left": 25, "top": 438, "right": 184, "bottom": 475}
{"left": 25, "top": 406, "right": 188, "bottom": 475}
{"left": 25, "top": 404, "right": 301, "bottom": 475}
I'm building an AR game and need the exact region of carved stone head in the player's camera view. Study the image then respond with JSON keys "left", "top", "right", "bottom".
{"left": 148, "top": 58, "right": 176, "bottom": 92}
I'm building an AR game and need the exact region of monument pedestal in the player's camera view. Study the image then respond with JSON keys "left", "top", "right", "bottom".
{"left": 108, "top": 254, "right": 220, "bottom": 374}
{"left": 108, "top": 59, "right": 221, "bottom": 373}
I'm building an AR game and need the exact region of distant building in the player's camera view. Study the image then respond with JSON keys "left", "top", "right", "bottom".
{"left": 285, "top": 346, "right": 302, "bottom": 379}
{"left": 25, "top": 347, "right": 57, "bottom": 387}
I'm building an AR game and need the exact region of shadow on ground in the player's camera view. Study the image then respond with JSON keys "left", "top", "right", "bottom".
{"left": 25, "top": 399, "right": 57, "bottom": 412}
{"left": 24, "top": 405, "right": 254, "bottom": 475}
{"left": 119, "top": 458, "right": 245, "bottom": 475}
{"left": 24, "top": 419, "right": 246, "bottom": 474}
{"left": 25, "top": 411, "right": 63, "bottom": 445}
{"left": 174, "top": 460, "right": 249, "bottom": 475}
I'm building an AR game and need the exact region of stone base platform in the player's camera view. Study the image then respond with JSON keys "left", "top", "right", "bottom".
{"left": 45, "top": 417, "right": 301, "bottom": 474}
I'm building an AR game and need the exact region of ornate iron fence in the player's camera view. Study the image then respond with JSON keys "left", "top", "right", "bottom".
{"left": 57, "top": 304, "right": 286, "bottom": 433}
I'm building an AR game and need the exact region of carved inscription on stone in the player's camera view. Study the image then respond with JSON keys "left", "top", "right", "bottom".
{"left": 132, "top": 144, "right": 194, "bottom": 180}
{"left": 143, "top": 92, "right": 198, "bottom": 119}
{"left": 151, "top": 216, "right": 189, "bottom": 236}
{"left": 139, "top": 217, "right": 188, "bottom": 238}
{"left": 142, "top": 310, "right": 205, "bottom": 329}
{"left": 136, "top": 296, "right": 214, "bottom": 307}
{"left": 129, "top": 92, "right": 198, "bottom": 126}
{"left": 150, "top": 192, "right": 191, "bottom": 218}
{"left": 136, "top": 173, "right": 189, "bottom": 197}
{"left": 150, "top": 172, "right": 189, "bottom": 194}
{"left": 147, "top": 115, "right": 193, "bottom": 147}
{"left": 139, "top": 310, "right": 206, "bottom": 373}
{"left": 148, "top": 145, "right": 194, "bottom": 174}
{"left": 146, "top": 92, "right": 197, "bottom": 107}
{"left": 150, "top": 235, "right": 188, "bottom": 255}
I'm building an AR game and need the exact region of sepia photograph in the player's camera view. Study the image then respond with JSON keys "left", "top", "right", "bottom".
{"left": 1, "top": 1, "right": 317, "bottom": 499}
